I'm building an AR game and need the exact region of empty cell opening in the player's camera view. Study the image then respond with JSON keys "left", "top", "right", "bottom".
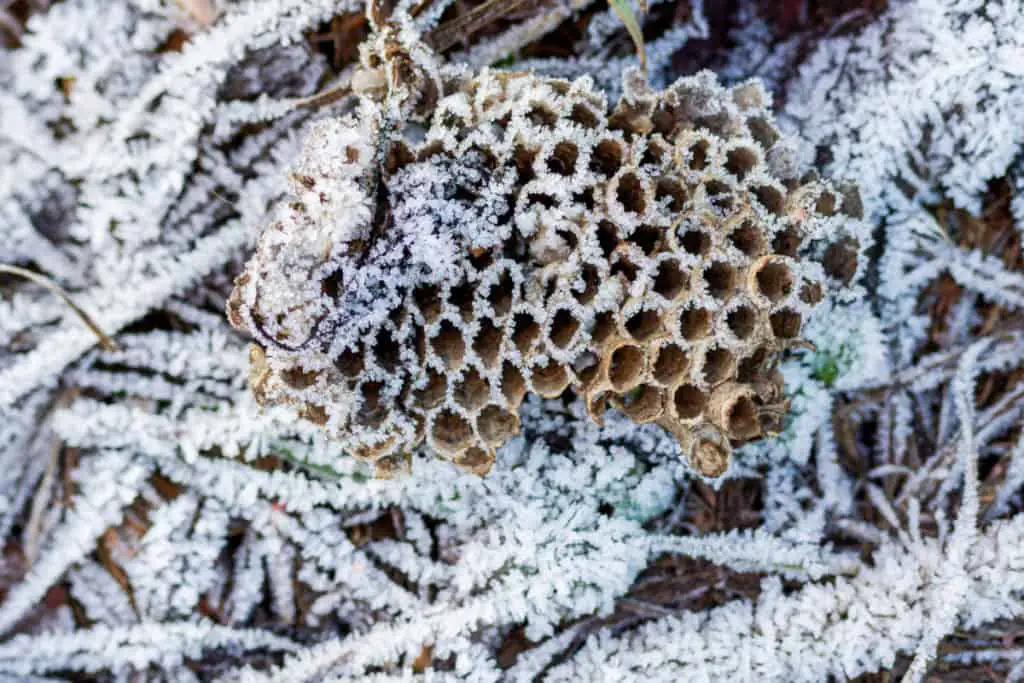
{"left": 597, "top": 220, "right": 620, "bottom": 257}
{"left": 454, "top": 367, "right": 490, "bottom": 410}
{"left": 729, "top": 221, "right": 764, "bottom": 256}
{"left": 373, "top": 330, "right": 402, "bottom": 372}
{"left": 591, "top": 139, "right": 624, "bottom": 176}
{"left": 477, "top": 405, "right": 519, "bottom": 445}
{"left": 653, "top": 259, "right": 687, "bottom": 299}
{"left": 800, "top": 282, "right": 824, "bottom": 305}
{"left": 629, "top": 225, "right": 662, "bottom": 255}
{"left": 415, "top": 370, "right": 447, "bottom": 409}
{"left": 823, "top": 237, "right": 859, "bottom": 284}
{"left": 356, "top": 381, "right": 387, "bottom": 428}
{"left": 527, "top": 102, "right": 558, "bottom": 127}
{"left": 431, "top": 320, "right": 466, "bottom": 369}
{"left": 468, "top": 248, "right": 493, "bottom": 271}
{"left": 573, "top": 351, "right": 601, "bottom": 385}
{"left": 703, "top": 262, "right": 735, "bottom": 300}
{"left": 455, "top": 446, "right": 493, "bottom": 473}
{"left": 815, "top": 191, "right": 837, "bottom": 216}
{"left": 513, "top": 144, "right": 538, "bottom": 183}
{"left": 737, "top": 347, "right": 770, "bottom": 383}
{"left": 772, "top": 227, "right": 802, "bottom": 257}
{"left": 592, "top": 311, "right": 617, "bottom": 344}
{"left": 674, "top": 384, "right": 707, "bottom": 419}
{"left": 754, "top": 185, "right": 785, "bottom": 215}
{"left": 679, "top": 308, "right": 712, "bottom": 340}
{"left": 472, "top": 319, "right": 503, "bottom": 367}
{"left": 300, "top": 403, "right": 328, "bottom": 426}
{"left": 615, "top": 173, "right": 647, "bottom": 214}
{"left": 501, "top": 362, "right": 528, "bottom": 404}
{"left": 413, "top": 284, "right": 442, "bottom": 323}
{"left": 532, "top": 361, "right": 570, "bottom": 397}
{"left": 754, "top": 260, "right": 794, "bottom": 302}
{"left": 620, "top": 384, "right": 664, "bottom": 423}
{"left": 726, "top": 306, "right": 757, "bottom": 340}
{"left": 679, "top": 229, "right": 711, "bottom": 256}
{"left": 547, "top": 309, "right": 580, "bottom": 348}
{"left": 573, "top": 263, "right": 600, "bottom": 304}
{"left": 703, "top": 348, "right": 736, "bottom": 385}
{"left": 688, "top": 139, "right": 709, "bottom": 170}
{"left": 641, "top": 139, "right": 669, "bottom": 168}
{"left": 431, "top": 409, "right": 473, "bottom": 453}
{"left": 335, "top": 348, "right": 364, "bottom": 378}
{"left": 770, "top": 309, "right": 802, "bottom": 339}
{"left": 525, "top": 192, "right": 557, "bottom": 210}
{"left": 655, "top": 177, "right": 687, "bottom": 212}
{"left": 570, "top": 102, "right": 599, "bottom": 128}
{"left": 609, "top": 345, "right": 645, "bottom": 391}
{"left": 281, "top": 367, "right": 317, "bottom": 390}
{"left": 726, "top": 147, "right": 759, "bottom": 180}
{"left": 747, "top": 116, "right": 780, "bottom": 148}
{"left": 625, "top": 308, "right": 662, "bottom": 342}
{"left": 512, "top": 313, "right": 541, "bottom": 353}
{"left": 547, "top": 141, "right": 579, "bottom": 176}
{"left": 727, "top": 395, "right": 760, "bottom": 440}
{"left": 610, "top": 254, "right": 639, "bottom": 283}
{"left": 448, "top": 281, "right": 476, "bottom": 320}
{"left": 485, "top": 272, "right": 514, "bottom": 317}
{"left": 653, "top": 344, "right": 689, "bottom": 383}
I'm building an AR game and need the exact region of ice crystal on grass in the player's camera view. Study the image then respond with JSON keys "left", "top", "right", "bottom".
{"left": 0, "top": 0, "right": 1023, "bottom": 681}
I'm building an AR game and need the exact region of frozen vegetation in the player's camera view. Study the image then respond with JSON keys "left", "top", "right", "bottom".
{"left": 0, "top": 0, "right": 1023, "bottom": 680}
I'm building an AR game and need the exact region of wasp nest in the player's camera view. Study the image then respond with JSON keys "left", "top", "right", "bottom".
{"left": 228, "top": 58, "right": 861, "bottom": 478}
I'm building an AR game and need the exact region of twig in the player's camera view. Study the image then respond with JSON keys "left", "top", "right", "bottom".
{"left": 0, "top": 264, "right": 118, "bottom": 351}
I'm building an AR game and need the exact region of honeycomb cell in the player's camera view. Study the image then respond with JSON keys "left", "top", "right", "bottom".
{"left": 653, "top": 259, "right": 687, "bottom": 300}
{"left": 625, "top": 308, "right": 663, "bottom": 342}
{"left": 531, "top": 361, "right": 571, "bottom": 398}
{"left": 679, "top": 307, "right": 713, "bottom": 341}
{"left": 431, "top": 320, "right": 466, "bottom": 369}
{"left": 477, "top": 405, "right": 520, "bottom": 445}
{"left": 652, "top": 344, "right": 689, "bottom": 384}
{"left": 549, "top": 309, "right": 581, "bottom": 348}
{"left": 673, "top": 384, "right": 707, "bottom": 419}
{"left": 752, "top": 257, "right": 794, "bottom": 303}
{"left": 609, "top": 344, "right": 645, "bottom": 391}
{"left": 454, "top": 367, "right": 490, "bottom": 411}
{"left": 431, "top": 409, "right": 474, "bottom": 454}
{"left": 615, "top": 172, "right": 648, "bottom": 214}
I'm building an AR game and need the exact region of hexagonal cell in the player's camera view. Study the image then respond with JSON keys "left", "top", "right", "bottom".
{"left": 549, "top": 308, "right": 581, "bottom": 348}
{"left": 512, "top": 312, "right": 541, "bottom": 354}
{"left": 590, "top": 139, "right": 625, "bottom": 177}
{"left": 770, "top": 309, "right": 802, "bottom": 339}
{"left": 413, "top": 284, "right": 442, "bottom": 323}
{"left": 703, "top": 261, "right": 736, "bottom": 301}
{"left": 628, "top": 225, "right": 662, "bottom": 255}
{"left": 431, "top": 409, "right": 474, "bottom": 454}
{"left": 737, "top": 346, "right": 772, "bottom": 383}
{"left": 614, "top": 172, "right": 647, "bottom": 214}
{"left": 501, "top": 362, "right": 528, "bottom": 404}
{"left": 414, "top": 370, "right": 447, "bottom": 409}
{"left": 772, "top": 226, "right": 802, "bottom": 257}
{"left": 726, "top": 147, "right": 759, "bottom": 181}
{"left": 823, "top": 237, "right": 859, "bottom": 284}
{"left": 655, "top": 177, "right": 687, "bottom": 212}
{"left": 547, "top": 141, "right": 579, "bottom": 176}
{"left": 373, "top": 329, "right": 402, "bottom": 372}
{"left": 673, "top": 384, "right": 707, "bottom": 419}
{"left": 726, "top": 306, "right": 758, "bottom": 340}
{"left": 609, "top": 344, "right": 645, "bottom": 391}
{"left": 725, "top": 394, "right": 760, "bottom": 440}
{"left": 678, "top": 228, "right": 711, "bottom": 257}
{"left": 335, "top": 348, "right": 365, "bottom": 378}
{"left": 531, "top": 361, "right": 571, "bottom": 398}
{"left": 729, "top": 221, "right": 765, "bottom": 257}
{"left": 431, "top": 320, "right": 466, "bottom": 370}
{"left": 472, "top": 319, "right": 503, "bottom": 368}
{"left": 485, "top": 271, "right": 515, "bottom": 318}
{"left": 800, "top": 282, "right": 824, "bottom": 305}
{"left": 573, "top": 351, "right": 601, "bottom": 386}
{"left": 592, "top": 311, "right": 617, "bottom": 345}
{"left": 625, "top": 308, "right": 663, "bottom": 342}
{"left": 704, "top": 180, "right": 735, "bottom": 212}
{"left": 454, "top": 446, "right": 494, "bottom": 476}
{"left": 702, "top": 348, "right": 736, "bottom": 385}
{"left": 527, "top": 102, "right": 558, "bottom": 127}
{"left": 753, "top": 184, "right": 785, "bottom": 215}
{"left": 374, "top": 453, "right": 411, "bottom": 479}
{"left": 570, "top": 102, "right": 600, "bottom": 128}
{"left": 653, "top": 259, "right": 687, "bottom": 300}
{"left": 678, "top": 307, "right": 713, "bottom": 341}
{"left": 448, "top": 281, "right": 476, "bottom": 321}
{"left": 281, "top": 367, "right": 317, "bottom": 390}
{"left": 752, "top": 258, "right": 794, "bottom": 303}
{"left": 619, "top": 384, "right": 665, "bottom": 423}
{"left": 513, "top": 144, "right": 538, "bottom": 183}
{"left": 299, "top": 402, "right": 328, "bottom": 426}
{"left": 477, "top": 404, "right": 520, "bottom": 446}
{"left": 573, "top": 263, "right": 600, "bottom": 304}
{"left": 652, "top": 344, "right": 689, "bottom": 384}
{"left": 687, "top": 138, "right": 710, "bottom": 170}
{"left": 746, "top": 116, "right": 780, "bottom": 149}
{"left": 454, "top": 367, "right": 490, "bottom": 411}
{"left": 356, "top": 381, "right": 388, "bottom": 428}
{"left": 815, "top": 190, "right": 838, "bottom": 216}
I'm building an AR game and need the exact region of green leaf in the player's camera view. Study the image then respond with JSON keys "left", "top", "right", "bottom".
{"left": 608, "top": 0, "right": 646, "bottom": 71}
